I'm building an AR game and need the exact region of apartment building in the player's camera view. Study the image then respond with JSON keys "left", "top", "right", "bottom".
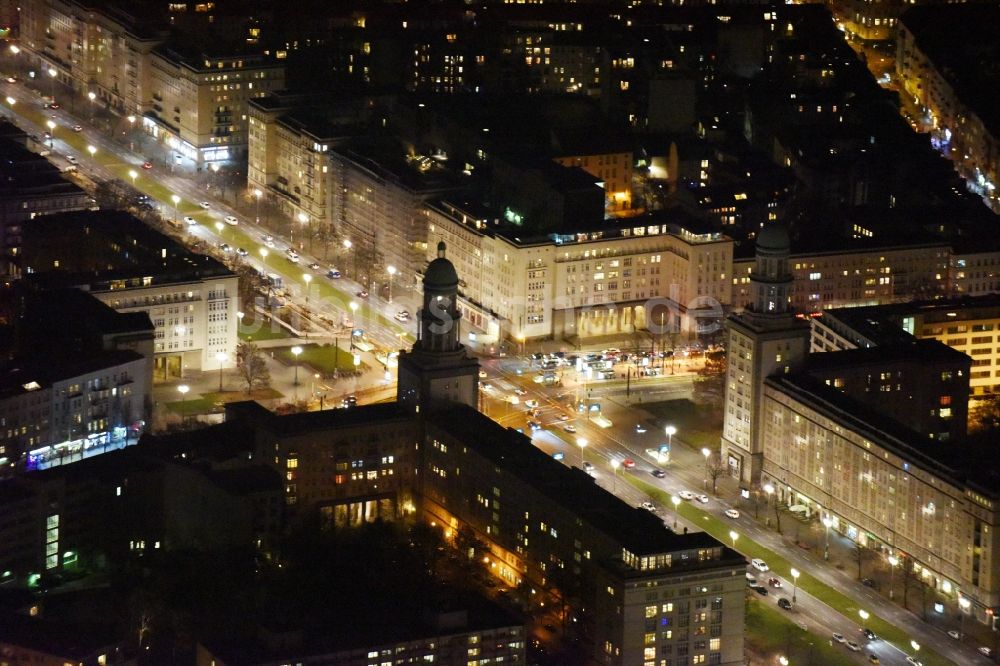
{"left": 145, "top": 48, "right": 284, "bottom": 165}
{"left": 761, "top": 372, "right": 1000, "bottom": 618}
{"left": 732, "top": 239, "right": 951, "bottom": 313}
{"left": 814, "top": 297, "right": 1000, "bottom": 399}
{"left": 21, "top": 211, "right": 238, "bottom": 380}
{"left": 425, "top": 200, "right": 733, "bottom": 342}
{"left": 896, "top": 5, "right": 1000, "bottom": 213}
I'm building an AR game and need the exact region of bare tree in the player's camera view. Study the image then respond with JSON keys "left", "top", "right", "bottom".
{"left": 706, "top": 451, "right": 727, "bottom": 494}
{"left": 236, "top": 341, "right": 270, "bottom": 394}
{"left": 850, "top": 540, "right": 871, "bottom": 581}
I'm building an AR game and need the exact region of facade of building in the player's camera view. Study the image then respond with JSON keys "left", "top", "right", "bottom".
{"left": 896, "top": 5, "right": 1000, "bottom": 213}
{"left": 145, "top": 49, "right": 284, "bottom": 165}
{"left": 760, "top": 373, "right": 1000, "bottom": 617}
{"left": 425, "top": 200, "right": 733, "bottom": 342}
{"left": 732, "top": 240, "right": 951, "bottom": 313}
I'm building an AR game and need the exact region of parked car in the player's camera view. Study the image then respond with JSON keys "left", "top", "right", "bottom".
{"left": 832, "top": 633, "right": 845, "bottom": 643}
{"left": 394, "top": 310, "right": 410, "bottom": 322}
{"left": 678, "top": 490, "right": 695, "bottom": 500}
{"left": 224, "top": 215, "right": 238, "bottom": 225}
{"left": 65, "top": 155, "right": 77, "bottom": 164}
{"left": 695, "top": 494, "right": 709, "bottom": 504}
{"left": 768, "top": 577, "right": 782, "bottom": 587}
{"left": 640, "top": 501, "right": 656, "bottom": 512}
{"left": 753, "top": 586, "right": 768, "bottom": 596}
{"left": 861, "top": 578, "right": 877, "bottom": 588}
{"left": 635, "top": 424, "right": 647, "bottom": 433}
{"left": 199, "top": 201, "right": 210, "bottom": 209}
{"left": 563, "top": 425, "right": 576, "bottom": 433}
{"left": 72, "top": 124, "right": 82, "bottom": 132}
{"left": 236, "top": 247, "right": 248, "bottom": 257}
{"left": 356, "top": 289, "right": 369, "bottom": 298}
{"left": 979, "top": 648, "right": 993, "bottom": 657}
{"left": 751, "top": 558, "right": 769, "bottom": 572}
{"left": 582, "top": 461, "right": 594, "bottom": 472}
{"left": 846, "top": 641, "right": 861, "bottom": 652}
{"left": 948, "top": 630, "right": 961, "bottom": 640}
{"left": 725, "top": 509, "right": 741, "bottom": 519}
{"left": 327, "top": 268, "right": 342, "bottom": 279}
{"left": 777, "top": 598, "right": 792, "bottom": 610}
{"left": 183, "top": 216, "right": 197, "bottom": 225}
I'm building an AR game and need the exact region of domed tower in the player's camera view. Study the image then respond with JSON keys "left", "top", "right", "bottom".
{"left": 720, "top": 225, "right": 810, "bottom": 486}
{"left": 397, "top": 242, "right": 480, "bottom": 412}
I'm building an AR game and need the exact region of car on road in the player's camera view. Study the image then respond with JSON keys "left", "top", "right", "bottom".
{"left": 832, "top": 633, "right": 845, "bottom": 643}
{"left": 265, "top": 239, "right": 276, "bottom": 248}
{"left": 563, "top": 425, "right": 576, "bottom": 433}
{"left": 224, "top": 215, "right": 238, "bottom": 225}
{"left": 46, "top": 102, "right": 60, "bottom": 109}
{"left": 751, "top": 558, "right": 769, "bottom": 572}
{"left": 285, "top": 249, "right": 300, "bottom": 263}
{"left": 582, "top": 461, "right": 594, "bottom": 472}
{"left": 725, "top": 508, "right": 740, "bottom": 519}
{"left": 861, "top": 578, "right": 877, "bottom": 588}
{"left": 65, "top": 155, "right": 77, "bottom": 164}
{"left": 905, "top": 657, "right": 922, "bottom": 666}
{"left": 236, "top": 247, "right": 248, "bottom": 257}
{"left": 752, "top": 586, "right": 768, "bottom": 596}
{"left": 678, "top": 490, "right": 695, "bottom": 500}
{"left": 552, "top": 452, "right": 564, "bottom": 461}
{"left": 219, "top": 243, "right": 231, "bottom": 253}
{"left": 524, "top": 399, "right": 538, "bottom": 408}
{"left": 527, "top": 421, "right": 541, "bottom": 431}
{"left": 478, "top": 370, "right": 487, "bottom": 378}
{"left": 394, "top": 310, "right": 410, "bottom": 322}
{"left": 979, "top": 647, "right": 993, "bottom": 657}
{"left": 767, "top": 577, "right": 782, "bottom": 587}
{"left": 695, "top": 494, "right": 709, "bottom": 504}
{"left": 862, "top": 628, "right": 876, "bottom": 640}
{"left": 635, "top": 424, "right": 647, "bottom": 433}
{"left": 622, "top": 458, "right": 636, "bottom": 469}
{"left": 556, "top": 413, "right": 570, "bottom": 422}
{"left": 5, "top": 76, "right": 16, "bottom": 83}
{"left": 307, "top": 262, "right": 321, "bottom": 271}
{"left": 651, "top": 469, "right": 666, "bottom": 479}
{"left": 183, "top": 216, "right": 197, "bottom": 225}
{"left": 640, "top": 501, "right": 656, "bottom": 512}
{"left": 948, "top": 630, "right": 961, "bottom": 640}
{"left": 356, "top": 289, "right": 368, "bottom": 298}
{"left": 746, "top": 574, "right": 757, "bottom": 585}
{"left": 327, "top": 268, "right": 342, "bottom": 279}
{"left": 513, "top": 388, "right": 527, "bottom": 396}
{"left": 142, "top": 161, "right": 153, "bottom": 169}
{"left": 777, "top": 598, "right": 792, "bottom": 610}
{"left": 868, "top": 654, "right": 879, "bottom": 664}
{"left": 846, "top": 641, "right": 861, "bottom": 652}
{"left": 72, "top": 124, "right": 82, "bottom": 132}
{"left": 199, "top": 201, "right": 210, "bottom": 209}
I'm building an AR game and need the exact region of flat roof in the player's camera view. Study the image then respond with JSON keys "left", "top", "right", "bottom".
{"left": 0, "top": 349, "right": 144, "bottom": 400}
{"left": 428, "top": 403, "right": 731, "bottom": 558}
{"left": 21, "top": 210, "right": 234, "bottom": 289}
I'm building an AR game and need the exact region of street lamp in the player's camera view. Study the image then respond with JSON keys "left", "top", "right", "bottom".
{"left": 610, "top": 459, "right": 620, "bottom": 493}
{"left": 259, "top": 247, "right": 269, "bottom": 264}
{"left": 858, "top": 609, "right": 869, "bottom": 627}
{"left": 303, "top": 273, "right": 312, "bottom": 303}
{"left": 47, "top": 67, "right": 56, "bottom": 103}
{"left": 128, "top": 169, "right": 138, "bottom": 188}
{"left": 215, "top": 351, "right": 227, "bottom": 391}
{"left": 701, "top": 447, "right": 711, "bottom": 488}
{"left": 791, "top": 568, "right": 800, "bottom": 603}
{"left": 888, "top": 555, "right": 898, "bottom": 600}
{"left": 349, "top": 300, "right": 359, "bottom": 323}
{"left": 764, "top": 482, "right": 780, "bottom": 533}
{"left": 387, "top": 265, "right": 397, "bottom": 303}
{"left": 126, "top": 114, "right": 136, "bottom": 150}
{"left": 297, "top": 212, "right": 308, "bottom": 249}
{"left": 215, "top": 221, "right": 224, "bottom": 238}
{"left": 671, "top": 495, "right": 681, "bottom": 530}
{"left": 910, "top": 641, "right": 920, "bottom": 660}
{"left": 87, "top": 144, "right": 96, "bottom": 164}
{"left": 959, "top": 596, "right": 971, "bottom": 638}
{"left": 171, "top": 194, "right": 180, "bottom": 222}
{"left": 46, "top": 120, "right": 55, "bottom": 148}
{"left": 87, "top": 90, "right": 96, "bottom": 120}
{"left": 665, "top": 424, "right": 676, "bottom": 452}
{"left": 823, "top": 517, "right": 833, "bottom": 561}
{"left": 729, "top": 530, "right": 738, "bottom": 548}
{"left": 779, "top": 657, "right": 788, "bottom": 666}
{"left": 576, "top": 437, "right": 588, "bottom": 468}
{"left": 253, "top": 188, "right": 262, "bottom": 223}
{"left": 291, "top": 345, "right": 303, "bottom": 386}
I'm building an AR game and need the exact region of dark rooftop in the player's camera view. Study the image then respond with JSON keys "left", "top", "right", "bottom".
{"left": 804, "top": 338, "right": 969, "bottom": 373}
{"left": 0, "top": 348, "right": 144, "bottom": 400}
{"left": 428, "top": 403, "right": 731, "bottom": 558}
{"left": 0, "top": 611, "right": 122, "bottom": 660}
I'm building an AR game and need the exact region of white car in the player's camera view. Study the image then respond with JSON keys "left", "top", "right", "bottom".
{"left": 724, "top": 509, "right": 740, "bottom": 519}
{"left": 640, "top": 501, "right": 656, "bottom": 512}
{"left": 905, "top": 657, "right": 922, "bottom": 666}
{"left": 678, "top": 490, "right": 695, "bottom": 501}
{"left": 846, "top": 641, "right": 861, "bottom": 652}
{"left": 832, "top": 633, "right": 845, "bottom": 643}
{"left": 695, "top": 494, "right": 709, "bottom": 504}
{"left": 224, "top": 215, "right": 238, "bottom": 225}
{"left": 948, "top": 630, "right": 961, "bottom": 640}
{"left": 66, "top": 155, "right": 77, "bottom": 164}
{"left": 199, "top": 201, "right": 210, "bottom": 209}
{"left": 635, "top": 424, "right": 647, "bottom": 433}
{"left": 979, "top": 647, "right": 993, "bottom": 657}
{"left": 524, "top": 399, "right": 538, "bottom": 408}
{"left": 183, "top": 216, "right": 197, "bottom": 225}
{"left": 751, "top": 558, "right": 769, "bottom": 572}
{"left": 563, "top": 425, "right": 576, "bottom": 433}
